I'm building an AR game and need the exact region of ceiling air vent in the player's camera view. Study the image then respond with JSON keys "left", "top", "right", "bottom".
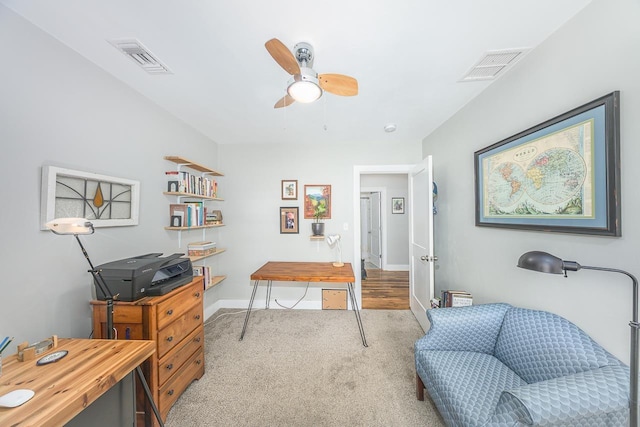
{"left": 459, "top": 49, "right": 528, "bottom": 82}
{"left": 108, "top": 38, "right": 172, "bottom": 74}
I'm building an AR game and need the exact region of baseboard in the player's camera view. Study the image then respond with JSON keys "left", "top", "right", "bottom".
{"left": 204, "top": 299, "right": 324, "bottom": 321}
{"left": 383, "top": 264, "right": 409, "bottom": 271}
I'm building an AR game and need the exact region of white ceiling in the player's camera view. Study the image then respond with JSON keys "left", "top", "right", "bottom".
{"left": 1, "top": 0, "right": 592, "bottom": 146}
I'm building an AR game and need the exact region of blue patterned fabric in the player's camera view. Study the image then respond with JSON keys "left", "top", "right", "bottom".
{"left": 414, "top": 303, "right": 629, "bottom": 427}
{"left": 494, "top": 307, "right": 610, "bottom": 384}
{"left": 415, "top": 303, "right": 511, "bottom": 354}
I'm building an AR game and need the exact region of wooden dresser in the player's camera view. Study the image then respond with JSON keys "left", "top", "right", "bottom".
{"left": 91, "top": 276, "right": 205, "bottom": 426}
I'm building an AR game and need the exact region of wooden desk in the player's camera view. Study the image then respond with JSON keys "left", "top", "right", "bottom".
{"left": 241, "top": 262, "right": 368, "bottom": 346}
{"left": 0, "top": 338, "right": 155, "bottom": 427}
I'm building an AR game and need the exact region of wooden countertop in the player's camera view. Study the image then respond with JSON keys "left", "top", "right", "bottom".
{"left": 250, "top": 261, "right": 355, "bottom": 283}
{"left": 0, "top": 338, "right": 155, "bottom": 427}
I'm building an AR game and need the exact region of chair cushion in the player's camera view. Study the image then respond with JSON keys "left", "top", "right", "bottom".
{"left": 416, "top": 350, "right": 526, "bottom": 427}
{"left": 494, "top": 308, "right": 609, "bottom": 384}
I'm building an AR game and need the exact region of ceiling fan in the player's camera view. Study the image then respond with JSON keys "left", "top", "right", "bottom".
{"left": 265, "top": 38, "right": 358, "bottom": 108}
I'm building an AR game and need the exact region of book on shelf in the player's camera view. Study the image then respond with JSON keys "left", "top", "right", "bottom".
{"left": 165, "top": 170, "right": 218, "bottom": 197}
{"left": 193, "top": 265, "right": 211, "bottom": 288}
{"left": 169, "top": 202, "right": 205, "bottom": 227}
{"left": 441, "top": 290, "right": 473, "bottom": 307}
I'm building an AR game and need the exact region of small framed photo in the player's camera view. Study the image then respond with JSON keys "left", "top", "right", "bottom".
{"left": 280, "top": 207, "right": 299, "bottom": 234}
{"left": 392, "top": 197, "right": 405, "bottom": 214}
{"left": 281, "top": 180, "right": 298, "bottom": 200}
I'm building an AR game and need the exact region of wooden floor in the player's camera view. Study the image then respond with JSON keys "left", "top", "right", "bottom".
{"left": 361, "top": 267, "right": 409, "bottom": 309}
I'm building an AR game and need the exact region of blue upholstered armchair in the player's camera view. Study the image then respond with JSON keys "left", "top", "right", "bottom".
{"left": 414, "top": 303, "right": 629, "bottom": 426}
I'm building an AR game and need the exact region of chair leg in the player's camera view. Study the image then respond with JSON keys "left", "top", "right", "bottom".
{"left": 416, "top": 372, "right": 425, "bottom": 401}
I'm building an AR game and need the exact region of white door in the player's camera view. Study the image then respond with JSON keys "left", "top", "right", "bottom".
{"left": 409, "top": 156, "right": 435, "bottom": 331}
{"left": 370, "top": 192, "right": 382, "bottom": 268}
{"left": 359, "top": 196, "right": 370, "bottom": 260}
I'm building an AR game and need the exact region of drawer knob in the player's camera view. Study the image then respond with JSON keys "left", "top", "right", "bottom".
{"left": 166, "top": 363, "right": 173, "bottom": 370}
{"left": 196, "top": 359, "right": 202, "bottom": 365}
{"left": 194, "top": 292, "right": 201, "bottom": 298}
{"left": 167, "top": 390, "right": 174, "bottom": 396}
{"left": 194, "top": 314, "right": 201, "bottom": 320}
{"left": 166, "top": 309, "right": 174, "bottom": 316}
{"left": 166, "top": 336, "right": 173, "bottom": 342}
{"left": 195, "top": 337, "right": 201, "bottom": 343}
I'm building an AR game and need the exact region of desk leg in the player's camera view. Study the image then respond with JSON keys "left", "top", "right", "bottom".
{"left": 265, "top": 280, "right": 273, "bottom": 309}
{"left": 240, "top": 279, "right": 260, "bottom": 341}
{"left": 347, "top": 282, "right": 368, "bottom": 347}
{"left": 136, "top": 366, "right": 164, "bottom": 427}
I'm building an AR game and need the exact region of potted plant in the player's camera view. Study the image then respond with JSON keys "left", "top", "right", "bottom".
{"left": 311, "top": 201, "right": 327, "bottom": 236}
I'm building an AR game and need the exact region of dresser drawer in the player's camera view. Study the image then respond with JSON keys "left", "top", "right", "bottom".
{"left": 156, "top": 281, "right": 203, "bottom": 330}
{"left": 157, "top": 302, "right": 203, "bottom": 357}
{"left": 159, "top": 347, "right": 205, "bottom": 419}
{"left": 157, "top": 325, "right": 204, "bottom": 387}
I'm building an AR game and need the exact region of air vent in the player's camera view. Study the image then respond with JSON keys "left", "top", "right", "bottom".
{"left": 459, "top": 49, "right": 528, "bottom": 82}
{"left": 108, "top": 39, "right": 172, "bottom": 74}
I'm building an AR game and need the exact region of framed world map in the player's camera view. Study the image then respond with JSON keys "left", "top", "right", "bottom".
{"left": 474, "top": 91, "right": 620, "bottom": 236}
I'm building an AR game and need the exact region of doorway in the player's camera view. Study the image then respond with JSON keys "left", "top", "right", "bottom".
{"left": 354, "top": 168, "right": 412, "bottom": 309}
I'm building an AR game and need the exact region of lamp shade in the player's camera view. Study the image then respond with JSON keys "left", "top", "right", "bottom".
{"left": 325, "top": 234, "right": 343, "bottom": 267}
{"left": 517, "top": 251, "right": 583, "bottom": 274}
{"left": 45, "top": 218, "right": 94, "bottom": 235}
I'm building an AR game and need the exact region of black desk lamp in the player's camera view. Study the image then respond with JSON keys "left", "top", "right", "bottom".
{"left": 46, "top": 218, "right": 165, "bottom": 427}
{"left": 517, "top": 250, "right": 638, "bottom": 427}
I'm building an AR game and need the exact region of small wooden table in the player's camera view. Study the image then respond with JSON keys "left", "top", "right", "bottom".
{"left": 240, "top": 262, "right": 368, "bottom": 346}
{"left": 0, "top": 338, "right": 155, "bottom": 427}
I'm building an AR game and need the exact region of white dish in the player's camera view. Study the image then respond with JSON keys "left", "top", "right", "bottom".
{"left": 0, "top": 389, "right": 35, "bottom": 407}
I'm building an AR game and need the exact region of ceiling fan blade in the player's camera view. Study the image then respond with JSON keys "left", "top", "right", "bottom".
{"left": 318, "top": 74, "right": 358, "bottom": 96}
{"left": 274, "top": 94, "right": 296, "bottom": 109}
{"left": 265, "top": 38, "right": 300, "bottom": 75}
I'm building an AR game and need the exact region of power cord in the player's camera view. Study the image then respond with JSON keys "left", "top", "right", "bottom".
{"left": 275, "top": 281, "right": 310, "bottom": 309}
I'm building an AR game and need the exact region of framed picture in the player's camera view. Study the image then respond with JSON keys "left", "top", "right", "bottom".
{"left": 392, "top": 197, "right": 405, "bottom": 214}
{"left": 304, "top": 185, "right": 331, "bottom": 219}
{"left": 280, "top": 207, "right": 299, "bottom": 234}
{"left": 41, "top": 165, "right": 140, "bottom": 230}
{"left": 281, "top": 180, "right": 298, "bottom": 200}
{"left": 474, "top": 91, "right": 620, "bottom": 236}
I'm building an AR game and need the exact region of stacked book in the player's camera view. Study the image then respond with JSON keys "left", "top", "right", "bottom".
{"left": 193, "top": 265, "right": 211, "bottom": 288}
{"left": 187, "top": 241, "right": 217, "bottom": 257}
{"left": 441, "top": 290, "right": 473, "bottom": 307}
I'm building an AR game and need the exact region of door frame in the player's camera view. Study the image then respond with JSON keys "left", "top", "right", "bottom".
{"left": 361, "top": 187, "right": 385, "bottom": 269}
{"left": 353, "top": 165, "right": 415, "bottom": 307}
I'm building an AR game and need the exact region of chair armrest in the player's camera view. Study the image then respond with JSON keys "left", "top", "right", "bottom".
{"left": 414, "top": 303, "right": 511, "bottom": 354}
{"left": 492, "top": 365, "right": 629, "bottom": 425}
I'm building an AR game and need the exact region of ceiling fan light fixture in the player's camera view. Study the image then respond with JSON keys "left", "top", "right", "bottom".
{"left": 287, "top": 74, "right": 322, "bottom": 103}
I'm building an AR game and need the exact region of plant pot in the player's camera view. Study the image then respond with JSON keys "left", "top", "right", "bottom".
{"left": 311, "top": 223, "right": 325, "bottom": 236}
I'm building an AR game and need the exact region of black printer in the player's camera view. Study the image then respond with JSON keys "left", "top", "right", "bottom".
{"left": 94, "top": 253, "right": 193, "bottom": 301}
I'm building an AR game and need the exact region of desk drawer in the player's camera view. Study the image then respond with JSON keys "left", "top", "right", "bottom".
{"left": 157, "top": 303, "right": 203, "bottom": 357}
{"left": 159, "top": 347, "right": 205, "bottom": 419}
{"left": 157, "top": 325, "right": 204, "bottom": 386}
{"left": 156, "top": 281, "right": 203, "bottom": 330}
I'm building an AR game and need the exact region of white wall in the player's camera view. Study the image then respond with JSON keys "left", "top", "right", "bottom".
{"left": 421, "top": 0, "right": 640, "bottom": 363}
{"left": 0, "top": 6, "right": 220, "bottom": 353}
{"left": 212, "top": 142, "right": 420, "bottom": 309}
{"left": 361, "top": 174, "right": 409, "bottom": 269}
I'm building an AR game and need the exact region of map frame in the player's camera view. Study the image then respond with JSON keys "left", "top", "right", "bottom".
{"left": 474, "top": 91, "right": 621, "bottom": 236}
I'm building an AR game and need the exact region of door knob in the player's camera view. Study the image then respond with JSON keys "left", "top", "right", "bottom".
{"left": 420, "top": 255, "right": 438, "bottom": 262}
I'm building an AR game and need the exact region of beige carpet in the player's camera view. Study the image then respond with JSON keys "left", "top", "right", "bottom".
{"left": 166, "top": 308, "right": 445, "bottom": 426}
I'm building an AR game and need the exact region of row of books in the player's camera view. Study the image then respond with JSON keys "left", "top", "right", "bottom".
{"left": 440, "top": 290, "right": 473, "bottom": 308}
{"left": 166, "top": 170, "right": 218, "bottom": 197}
{"left": 193, "top": 265, "right": 212, "bottom": 288}
{"left": 169, "top": 202, "right": 206, "bottom": 227}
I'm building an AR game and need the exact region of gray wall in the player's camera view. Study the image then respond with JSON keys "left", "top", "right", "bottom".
{"left": 0, "top": 6, "right": 220, "bottom": 353}
{"left": 422, "top": 0, "right": 640, "bottom": 363}
{"left": 212, "top": 142, "right": 420, "bottom": 309}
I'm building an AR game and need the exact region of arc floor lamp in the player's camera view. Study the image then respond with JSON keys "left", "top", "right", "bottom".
{"left": 517, "top": 250, "right": 638, "bottom": 427}
{"left": 46, "top": 218, "right": 165, "bottom": 427}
